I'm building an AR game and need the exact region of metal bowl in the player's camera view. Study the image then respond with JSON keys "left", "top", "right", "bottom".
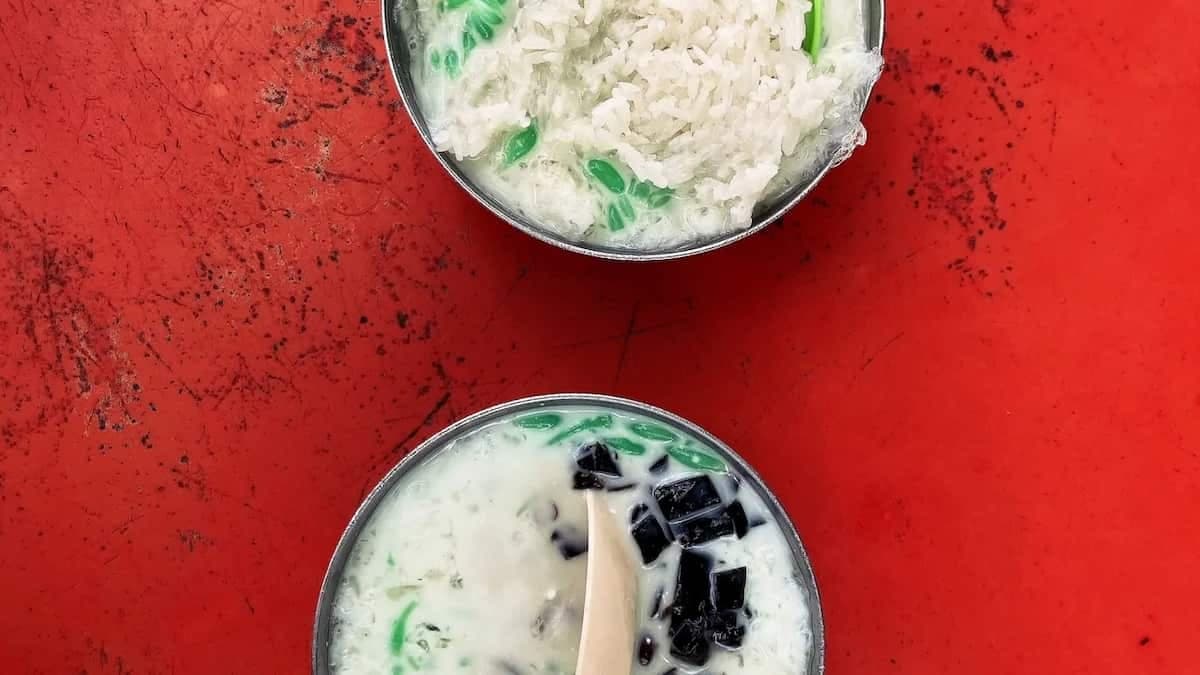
{"left": 381, "top": 0, "right": 886, "bottom": 261}
{"left": 312, "top": 393, "right": 825, "bottom": 674}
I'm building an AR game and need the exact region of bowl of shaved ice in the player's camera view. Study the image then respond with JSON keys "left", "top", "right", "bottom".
{"left": 383, "top": 0, "right": 885, "bottom": 259}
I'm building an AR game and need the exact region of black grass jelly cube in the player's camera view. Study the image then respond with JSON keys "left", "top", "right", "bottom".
{"left": 711, "top": 567, "right": 747, "bottom": 611}
{"left": 631, "top": 514, "right": 671, "bottom": 564}
{"left": 653, "top": 475, "right": 722, "bottom": 522}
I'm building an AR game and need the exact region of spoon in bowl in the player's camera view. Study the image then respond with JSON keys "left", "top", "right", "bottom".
{"left": 575, "top": 490, "right": 637, "bottom": 675}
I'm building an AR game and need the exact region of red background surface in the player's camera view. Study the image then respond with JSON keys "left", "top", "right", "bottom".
{"left": 2, "top": 0, "right": 1198, "bottom": 672}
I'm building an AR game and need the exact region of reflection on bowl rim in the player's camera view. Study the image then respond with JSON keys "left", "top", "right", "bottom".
{"left": 380, "top": 0, "right": 886, "bottom": 261}
{"left": 311, "top": 393, "right": 826, "bottom": 675}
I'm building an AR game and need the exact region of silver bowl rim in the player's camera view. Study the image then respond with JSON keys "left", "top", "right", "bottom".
{"left": 380, "top": 0, "right": 886, "bottom": 262}
{"left": 311, "top": 393, "right": 826, "bottom": 675}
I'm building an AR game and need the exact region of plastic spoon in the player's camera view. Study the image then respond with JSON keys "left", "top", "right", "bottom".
{"left": 575, "top": 490, "right": 636, "bottom": 675}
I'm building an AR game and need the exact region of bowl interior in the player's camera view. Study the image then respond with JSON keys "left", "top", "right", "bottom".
{"left": 382, "top": 0, "right": 884, "bottom": 260}
{"left": 312, "top": 394, "right": 825, "bottom": 675}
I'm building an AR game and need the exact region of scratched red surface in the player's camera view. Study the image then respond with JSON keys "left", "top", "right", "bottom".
{"left": 2, "top": 0, "right": 1198, "bottom": 672}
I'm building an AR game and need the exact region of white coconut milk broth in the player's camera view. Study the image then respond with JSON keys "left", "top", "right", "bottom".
{"left": 329, "top": 407, "right": 811, "bottom": 674}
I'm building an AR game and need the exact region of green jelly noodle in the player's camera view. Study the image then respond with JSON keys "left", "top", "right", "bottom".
{"left": 667, "top": 445, "right": 726, "bottom": 472}
{"left": 582, "top": 159, "right": 678, "bottom": 231}
{"left": 629, "top": 421, "right": 678, "bottom": 442}
{"left": 518, "top": 410, "right": 726, "bottom": 473}
{"left": 606, "top": 203, "right": 626, "bottom": 231}
{"left": 646, "top": 189, "right": 673, "bottom": 209}
{"left": 468, "top": 14, "right": 494, "bottom": 40}
{"left": 512, "top": 411, "right": 561, "bottom": 429}
{"left": 389, "top": 601, "right": 419, "bottom": 655}
{"left": 503, "top": 122, "right": 539, "bottom": 165}
{"left": 617, "top": 196, "right": 635, "bottom": 219}
{"left": 429, "top": 0, "right": 511, "bottom": 78}
{"left": 802, "top": 0, "right": 824, "bottom": 59}
{"left": 629, "top": 179, "right": 674, "bottom": 208}
{"left": 443, "top": 50, "right": 461, "bottom": 77}
{"left": 629, "top": 180, "right": 653, "bottom": 203}
{"left": 603, "top": 436, "right": 647, "bottom": 455}
{"left": 587, "top": 159, "right": 626, "bottom": 194}
{"left": 546, "top": 413, "right": 613, "bottom": 445}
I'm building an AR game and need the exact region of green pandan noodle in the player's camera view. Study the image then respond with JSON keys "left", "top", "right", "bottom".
{"left": 606, "top": 203, "right": 626, "bottom": 231}
{"left": 629, "top": 179, "right": 674, "bottom": 209}
{"left": 546, "top": 414, "right": 613, "bottom": 445}
{"left": 628, "top": 421, "right": 678, "bottom": 442}
{"left": 666, "top": 444, "right": 726, "bottom": 472}
{"left": 604, "top": 436, "right": 647, "bottom": 455}
{"left": 503, "top": 121, "right": 539, "bottom": 165}
{"left": 442, "top": 49, "right": 461, "bottom": 77}
{"left": 389, "top": 601, "right": 419, "bottom": 656}
{"left": 429, "top": 0, "right": 511, "bottom": 77}
{"left": 587, "top": 159, "right": 626, "bottom": 194}
{"left": 512, "top": 411, "right": 561, "bottom": 429}
{"left": 802, "top": 0, "right": 824, "bottom": 60}
{"left": 583, "top": 159, "right": 677, "bottom": 231}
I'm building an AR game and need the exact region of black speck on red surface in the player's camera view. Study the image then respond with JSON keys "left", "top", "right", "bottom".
{"left": 0, "top": 0, "right": 1197, "bottom": 672}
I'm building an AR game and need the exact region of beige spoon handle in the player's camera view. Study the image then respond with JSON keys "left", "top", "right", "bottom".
{"left": 576, "top": 490, "right": 636, "bottom": 675}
